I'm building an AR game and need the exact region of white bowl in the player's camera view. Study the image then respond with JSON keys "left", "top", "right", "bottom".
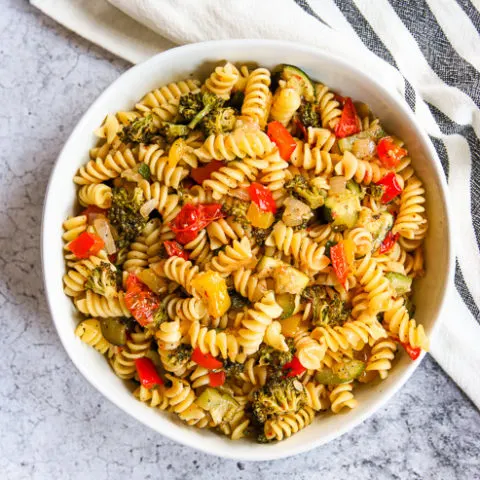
{"left": 42, "top": 39, "right": 454, "bottom": 461}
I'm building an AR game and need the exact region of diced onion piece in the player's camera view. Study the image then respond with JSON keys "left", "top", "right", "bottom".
{"left": 140, "top": 199, "right": 158, "bottom": 218}
{"left": 230, "top": 188, "right": 251, "bottom": 201}
{"left": 329, "top": 176, "right": 347, "bottom": 195}
{"left": 93, "top": 217, "right": 116, "bottom": 255}
{"left": 282, "top": 197, "right": 312, "bottom": 227}
{"left": 150, "top": 261, "right": 166, "bottom": 278}
{"left": 352, "top": 138, "right": 375, "bottom": 158}
{"left": 121, "top": 168, "right": 143, "bottom": 183}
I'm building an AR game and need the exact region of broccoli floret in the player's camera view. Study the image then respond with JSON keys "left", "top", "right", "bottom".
{"left": 368, "top": 184, "right": 385, "bottom": 201}
{"left": 107, "top": 187, "right": 147, "bottom": 249}
{"left": 257, "top": 339, "right": 294, "bottom": 368}
{"left": 152, "top": 303, "right": 168, "bottom": 328}
{"left": 85, "top": 262, "right": 118, "bottom": 298}
{"left": 200, "top": 107, "right": 236, "bottom": 136}
{"left": 224, "top": 359, "right": 245, "bottom": 378}
{"left": 285, "top": 175, "right": 327, "bottom": 210}
{"left": 252, "top": 376, "right": 306, "bottom": 424}
{"left": 120, "top": 115, "right": 157, "bottom": 144}
{"left": 228, "top": 290, "right": 250, "bottom": 309}
{"left": 302, "top": 286, "right": 350, "bottom": 326}
{"left": 178, "top": 91, "right": 225, "bottom": 129}
{"left": 158, "top": 122, "right": 191, "bottom": 143}
{"left": 297, "top": 101, "right": 320, "bottom": 129}
{"left": 228, "top": 91, "right": 244, "bottom": 110}
{"left": 250, "top": 227, "right": 272, "bottom": 247}
{"left": 178, "top": 92, "right": 204, "bottom": 122}
{"left": 167, "top": 344, "right": 193, "bottom": 366}
{"left": 221, "top": 198, "right": 250, "bottom": 228}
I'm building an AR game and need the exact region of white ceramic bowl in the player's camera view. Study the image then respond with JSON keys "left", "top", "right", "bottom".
{"left": 42, "top": 39, "right": 453, "bottom": 461}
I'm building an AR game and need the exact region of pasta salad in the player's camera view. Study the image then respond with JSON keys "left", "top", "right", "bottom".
{"left": 62, "top": 62, "right": 429, "bottom": 443}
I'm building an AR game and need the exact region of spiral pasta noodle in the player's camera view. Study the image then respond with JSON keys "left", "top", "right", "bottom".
{"left": 75, "top": 319, "right": 112, "bottom": 354}
{"left": 75, "top": 290, "right": 131, "bottom": 318}
{"left": 354, "top": 254, "right": 394, "bottom": 313}
{"left": 270, "top": 87, "right": 301, "bottom": 126}
{"left": 365, "top": 338, "right": 398, "bottom": 379}
{"left": 329, "top": 383, "right": 357, "bottom": 413}
{"left": 111, "top": 329, "right": 152, "bottom": 379}
{"left": 263, "top": 406, "right": 315, "bottom": 442}
{"left": 78, "top": 184, "right": 112, "bottom": 209}
{"left": 335, "top": 151, "right": 387, "bottom": 185}
{"left": 238, "top": 291, "right": 283, "bottom": 354}
{"left": 209, "top": 237, "right": 253, "bottom": 274}
{"left": 204, "top": 62, "right": 239, "bottom": 99}
{"left": 265, "top": 221, "right": 330, "bottom": 273}
{"left": 314, "top": 83, "right": 342, "bottom": 128}
{"left": 241, "top": 67, "right": 272, "bottom": 127}
{"left": 392, "top": 176, "right": 427, "bottom": 240}
{"left": 136, "top": 79, "right": 200, "bottom": 111}
{"left": 195, "top": 129, "right": 274, "bottom": 162}
{"left": 290, "top": 140, "right": 336, "bottom": 175}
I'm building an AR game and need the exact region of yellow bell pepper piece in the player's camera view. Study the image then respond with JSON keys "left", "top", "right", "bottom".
{"left": 246, "top": 202, "right": 275, "bottom": 229}
{"left": 191, "top": 271, "right": 231, "bottom": 317}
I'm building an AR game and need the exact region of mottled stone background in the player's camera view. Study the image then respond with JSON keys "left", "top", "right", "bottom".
{"left": 1, "top": 1, "right": 479, "bottom": 479}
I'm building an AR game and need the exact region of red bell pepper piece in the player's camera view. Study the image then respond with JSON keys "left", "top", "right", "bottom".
{"left": 248, "top": 182, "right": 277, "bottom": 214}
{"left": 267, "top": 121, "right": 297, "bottom": 160}
{"left": 68, "top": 231, "right": 104, "bottom": 259}
{"left": 401, "top": 342, "right": 421, "bottom": 360}
{"left": 376, "top": 172, "right": 403, "bottom": 204}
{"left": 170, "top": 203, "right": 224, "bottom": 245}
{"left": 124, "top": 274, "right": 160, "bottom": 327}
{"left": 379, "top": 230, "right": 399, "bottom": 254}
{"left": 191, "top": 161, "right": 224, "bottom": 184}
{"left": 377, "top": 136, "right": 407, "bottom": 169}
{"left": 135, "top": 357, "right": 163, "bottom": 388}
{"left": 334, "top": 97, "right": 361, "bottom": 139}
{"left": 208, "top": 370, "right": 226, "bottom": 387}
{"left": 164, "top": 240, "right": 189, "bottom": 260}
{"left": 330, "top": 242, "right": 349, "bottom": 287}
{"left": 191, "top": 348, "right": 223, "bottom": 370}
{"left": 283, "top": 356, "right": 307, "bottom": 377}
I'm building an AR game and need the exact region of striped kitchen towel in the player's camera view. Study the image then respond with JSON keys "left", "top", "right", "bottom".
{"left": 31, "top": 0, "right": 480, "bottom": 408}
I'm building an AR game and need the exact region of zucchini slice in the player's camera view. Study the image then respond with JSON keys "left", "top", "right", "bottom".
{"left": 274, "top": 64, "right": 315, "bottom": 101}
{"left": 385, "top": 272, "right": 412, "bottom": 295}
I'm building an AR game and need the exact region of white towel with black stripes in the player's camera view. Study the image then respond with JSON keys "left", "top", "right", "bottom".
{"left": 30, "top": 0, "right": 480, "bottom": 409}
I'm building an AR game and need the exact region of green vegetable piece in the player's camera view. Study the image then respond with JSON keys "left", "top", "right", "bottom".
{"left": 182, "top": 91, "right": 225, "bottom": 130}
{"left": 302, "top": 286, "right": 349, "bottom": 326}
{"left": 274, "top": 265, "right": 309, "bottom": 294}
{"left": 337, "top": 123, "right": 387, "bottom": 153}
{"left": 357, "top": 210, "right": 394, "bottom": 250}
{"left": 256, "top": 256, "right": 284, "bottom": 278}
{"left": 315, "top": 360, "right": 365, "bottom": 385}
{"left": 228, "top": 290, "right": 250, "bottom": 309}
{"left": 297, "top": 101, "right": 320, "bottom": 129}
{"left": 252, "top": 376, "right": 306, "bottom": 423}
{"left": 195, "top": 388, "right": 238, "bottom": 425}
{"left": 229, "top": 91, "right": 244, "bottom": 110}
{"left": 257, "top": 340, "right": 294, "bottom": 368}
{"left": 120, "top": 115, "right": 157, "bottom": 144}
{"left": 85, "top": 262, "right": 118, "bottom": 298}
{"left": 158, "top": 122, "right": 190, "bottom": 143}
{"left": 323, "top": 191, "right": 361, "bottom": 231}
{"left": 276, "top": 293, "right": 296, "bottom": 320}
{"left": 138, "top": 163, "right": 151, "bottom": 180}
{"left": 108, "top": 187, "right": 147, "bottom": 249}
{"left": 285, "top": 175, "right": 326, "bottom": 210}
{"left": 201, "top": 107, "right": 236, "bottom": 137}
{"left": 277, "top": 65, "right": 315, "bottom": 101}
{"left": 100, "top": 318, "right": 127, "bottom": 346}
{"left": 385, "top": 272, "right": 412, "bottom": 295}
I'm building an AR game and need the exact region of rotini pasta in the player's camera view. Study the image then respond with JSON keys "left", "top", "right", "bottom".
{"left": 62, "top": 61, "right": 429, "bottom": 444}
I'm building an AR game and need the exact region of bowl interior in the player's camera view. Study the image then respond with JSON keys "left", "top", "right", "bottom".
{"left": 42, "top": 40, "right": 452, "bottom": 461}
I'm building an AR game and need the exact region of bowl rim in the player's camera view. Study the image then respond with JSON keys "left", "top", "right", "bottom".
{"left": 41, "top": 38, "right": 454, "bottom": 461}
